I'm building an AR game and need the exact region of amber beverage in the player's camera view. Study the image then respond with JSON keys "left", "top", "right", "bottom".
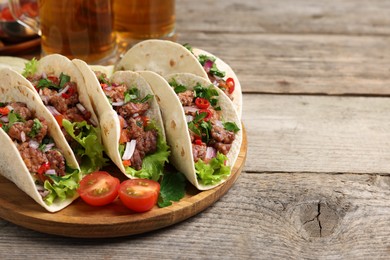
{"left": 114, "top": 0, "right": 175, "bottom": 44}
{"left": 38, "top": 0, "right": 116, "bottom": 64}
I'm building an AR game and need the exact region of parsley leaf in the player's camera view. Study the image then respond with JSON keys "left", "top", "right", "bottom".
{"left": 158, "top": 171, "right": 186, "bottom": 207}
{"left": 193, "top": 83, "right": 219, "bottom": 108}
{"left": 8, "top": 111, "right": 25, "bottom": 127}
{"left": 28, "top": 118, "right": 43, "bottom": 138}
{"left": 124, "top": 87, "right": 153, "bottom": 104}
{"left": 59, "top": 73, "right": 70, "bottom": 88}
{"left": 198, "top": 54, "right": 226, "bottom": 78}
{"left": 37, "top": 78, "right": 60, "bottom": 89}
{"left": 223, "top": 122, "right": 240, "bottom": 133}
{"left": 183, "top": 43, "right": 193, "bottom": 53}
{"left": 169, "top": 79, "right": 187, "bottom": 93}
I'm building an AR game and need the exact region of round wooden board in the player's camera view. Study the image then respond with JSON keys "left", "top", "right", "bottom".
{"left": 0, "top": 126, "right": 247, "bottom": 238}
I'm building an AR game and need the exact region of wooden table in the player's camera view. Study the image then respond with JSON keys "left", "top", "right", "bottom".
{"left": 2, "top": 0, "right": 390, "bottom": 258}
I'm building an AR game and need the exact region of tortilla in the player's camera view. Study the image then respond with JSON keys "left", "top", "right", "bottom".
{"left": 139, "top": 71, "right": 242, "bottom": 190}
{"left": 115, "top": 39, "right": 242, "bottom": 118}
{"left": 115, "top": 39, "right": 208, "bottom": 79}
{"left": 73, "top": 59, "right": 169, "bottom": 180}
{"left": 0, "top": 68, "right": 80, "bottom": 212}
{"left": 0, "top": 56, "right": 28, "bottom": 73}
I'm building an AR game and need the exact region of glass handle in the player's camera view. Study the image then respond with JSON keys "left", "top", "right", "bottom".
{"left": 8, "top": 0, "right": 41, "bottom": 35}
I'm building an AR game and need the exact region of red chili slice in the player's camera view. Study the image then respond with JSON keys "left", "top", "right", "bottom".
{"left": 199, "top": 109, "right": 212, "bottom": 121}
{"left": 226, "top": 77, "right": 235, "bottom": 94}
{"left": 195, "top": 97, "right": 210, "bottom": 109}
{"left": 61, "top": 86, "right": 75, "bottom": 99}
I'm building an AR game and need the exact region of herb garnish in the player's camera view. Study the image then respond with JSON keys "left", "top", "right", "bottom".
{"left": 124, "top": 87, "right": 153, "bottom": 104}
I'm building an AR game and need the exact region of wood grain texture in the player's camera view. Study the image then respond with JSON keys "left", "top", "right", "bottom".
{"left": 2, "top": 173, "right": 390, "bottom": 259}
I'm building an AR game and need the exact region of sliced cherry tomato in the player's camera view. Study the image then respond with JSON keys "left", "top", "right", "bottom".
{"left": 123, "top": 160, "right": 131, "bottom": 167}
{"left": 118, "top": 179, "right": 160, "bottom": 212}
{"left": 0, "top": 107, "right": 10, "bottom": 116}
{"left": 195, "top": 98, "right": 210, "bottom": 109}
{"left": 77, "top": 171, "right": 120, "bottom": 207}
{"left": 199, "top": 109, "right": 212, "bottom": 122}
{"left": 226, "top": 77, "right": 235, "bottom": 94}
{"left": 54, "top": 114, "right": 64, "bottom": 127}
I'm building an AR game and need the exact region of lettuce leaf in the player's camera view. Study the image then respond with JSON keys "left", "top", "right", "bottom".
{"left": 43, "top": 168, "right": 80, "bottom": 205}
{"left": 62, "top": 119, "right": 108, "bottom": 174}
{"left": 158, "top": 171, "right": 186, "bottom": 208}
{"left": 195, "top": 152, "right": 231, "bottom": 186}
{"left": 125, "top": 125, "right": 170, "bottom": 181}
{"left": 22, "top": 58, "right": 38, "bottom": 78}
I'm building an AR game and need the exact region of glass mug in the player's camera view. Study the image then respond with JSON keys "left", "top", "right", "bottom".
{"left": 114, "top": 0, "right": 176, "bottom": 50}
{"left": 9, "top": 0, "right": 117, "bottom": 64}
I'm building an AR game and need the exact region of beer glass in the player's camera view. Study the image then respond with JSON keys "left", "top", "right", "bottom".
{"left": 9, "top": 0, "right": 117, "bottom": 64}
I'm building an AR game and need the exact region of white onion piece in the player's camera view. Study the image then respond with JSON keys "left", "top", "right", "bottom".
{"left": 41, "top": 72, "right": 47, "bottom": 79}
{"left": 6, "top": 105, "right": 13, "bottom": 111}
{"left": 39, "top": 88, "right": 43, "bottom": 96}
{"left": 40, "top": 96, "right": 49, "bottom": 105}
{"left": 112, "top": 100, "right": 125, "bottom": 106}
{"left": 183, "top": 106, "right": 199, "bottom": 113}
{"left": 46, "top": 106, "right": 61, "bottom": 116}
{"left": 90, "top": 118, "right": 98, "bottom": 127}
{"left": 214, "top": 120, "right": 223, "bottom": 128}
{"left": 45, "top": 169, "right": 57, "bottom": 175}
{"left": 76, "top": 103, "right": 86, "bottom": 113}
{"left": 205, "top": 147, "right": 217, "bottom": 160}
{"left": 20, "top": 131, "right": 26, "bottom": 142}
{"left": 29, "top": 140, "right": 40, "bottom": 149}
{"left": 103, "top": 86, "right": 112, "bottom": 91}
{"left": 186, "top": 115, "right": 194, "bottom": 122}
{"left": 132, "top": 113, "right": 139, "bottom": 118}
{"left": 43, "top": 143, "right": 55, "bottom": 152}
{"left": 122, "top": 140, "right": 136, "bottom": 160}
{"left": 38, "top": 189, "right": 50, "bottom": 198}
{"left": 0, "top": 116, "right": 8, "bottom": 123}
{"left": 56, "top": 85, "right": 70, "bottom": 96}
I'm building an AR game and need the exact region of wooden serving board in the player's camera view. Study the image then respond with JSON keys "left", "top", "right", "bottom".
{"left": 0, "top": 127, "right": 247, "bottom": 238}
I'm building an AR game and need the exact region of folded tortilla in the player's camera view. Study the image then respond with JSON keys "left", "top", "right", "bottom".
{"left": 0, "top": 68, "right": 80, "bottom": 212}
{"left": 115, "top": 39, "right": 242, "bottom": 118}
{"left": 139, "top": 71, "right": 242, "bottom": 190}
{"left": 73, "top": 59, "right": 169, "bottom": 181}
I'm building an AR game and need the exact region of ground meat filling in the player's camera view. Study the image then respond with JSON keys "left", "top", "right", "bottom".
{"left": 97, "top": 72, "right": 158, "bottom": 170}
{"left": 1, "top": 102, "right": 67, "bottom": 183}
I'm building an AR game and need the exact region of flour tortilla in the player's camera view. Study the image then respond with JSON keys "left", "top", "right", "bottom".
{"left": 0, "top": 56, "right": 28, "bottom": 73}
{"left": 0, "top": 68, "right": 80, "bottom": 212}
{"left": 139, "top": 71, "right": 242, "bottom": 190}
{"left": 115, "top": 39, "right": 208, "bottom": 79}
{"left": 73, "top": 59, "right": 166, "bottom": 179}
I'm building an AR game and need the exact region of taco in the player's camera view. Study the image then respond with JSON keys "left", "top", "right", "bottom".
{"left": 0, "top": 68, "right": 80, "bottom": 212}
{"left": 115, "top": 39, "right": 242, "bottom": 118}
{"left": 138, "top": 71, "right": 242, "bottom": 190}
{"left": 21, "top": 54, "right": 107, "bottom": 174}
{"left": 73, "top": 59, "right": 170, "bottom": 181}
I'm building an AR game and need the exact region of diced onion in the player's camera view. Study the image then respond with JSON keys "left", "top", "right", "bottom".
{"left": 29, "top": 140, "right": 40, "bottom": 149}
{"left": 40, "top": 95, "right": 49, "bottom": 105}
{"left": 41, "top": 72, "right": 47, "bottom": 79}
{"left": 43, "top": 143, "right": 55, "bottom": 152}
{"left": 45, "top": 169, "right": 57, "bottom": 175}
{"left": 183, "top": 106, "right": 199, "bottom": 113}
{"left": 103, "top": 86, "right": 112, "bottom": 91}
{"left": 76, "top": 103, "right": 86, "bottom": 113}
{"left": 112, "top": 100, "right": 125, "bottom": 106}
{"left": 203, "top": 60, "right": 213, "bottom": 73}
{"left": 186, "top": 115, "right": 194, "bottom": 122}
{"left": 6, "top": 105, "right": 13, "bottom": 111}
{"left": 38, "top": 189, "right": 50, "bottom": 198}
{"left": 57, "top": 85, "right": 70, "bottom": 96}
{"left": 46, "top": 106, "right": 61, "bottom": 116}
{"left": 132, "top": 113, "right": 139, "bottom": 118}
{"left": 122, "top": 140, "right": 136, "bottom": 160}
{"left": 205, "top": 147, "right": 217, "bottom": 160}
{"left": 20, "top": 131, "right": 26, "bottom": 142}
{"left": 0, "top": 116, "right": 8, "bottom": 123}
{"left": 214, "top": 120, "right": 223, "bottom": 128}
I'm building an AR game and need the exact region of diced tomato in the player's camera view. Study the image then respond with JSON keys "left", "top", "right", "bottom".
{"left": 0, "top": 107, "right": 10, "bottom": 116}
{"left": 47, "top": 76, "right": 59, "bottom": 86}
{"left": 119, "top": 116, "right": 126, "bottom": 129}
{"left": 123, "top": 160, "right": 131, "bottom": 167}
{"left": 37, "top": 162, "right": 51, "bottom": 175}
{"left": 119, "top": 129, "right": 130, "bottom": 144}
{"left": 195, "top": 98, "right": 210, "bottom": 109}
{"left": 101, "top": 83, "right": 109, "bottom": 89}
{"left": 77, "top": 171, "right": 120, "bottom": 207}
{"left": 0, "top": 123, "right": 2, "bottom": 128}
{"left": 54, "top": 114, "right": 64, "bottom": 127}
{"left": 140, "top": 116, "right": 149, "bottom": 128}
{"left": 118, "top": 179, "right": 160, "bottom": 212}
{"left": 61, "top": 86, "right": 75, "bottom": 99}
{"left": 226, "top": 77, "right": 235, "bottom": 94}
{"left": 194, "top": 139, "right": 203, "bottom": 145}
{"left": 199, "top": 109, "right": 212, "bottom": 122}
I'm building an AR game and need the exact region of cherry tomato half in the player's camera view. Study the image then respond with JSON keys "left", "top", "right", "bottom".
{"left": 195, "top": 97, "right": 210, "bottom": 109}
{"left": 226, "top": 77, "right": 235, "bottom": 94}
{"left": 118, "top": 179, "right": 160, "bottom": 212}
{"left": 77, "top": 171, "right": 120, "bottom": 207}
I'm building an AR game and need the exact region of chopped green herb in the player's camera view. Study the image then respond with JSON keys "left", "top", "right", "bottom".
{"left": 169, "top": 79, "right": 187, "bottom": 93}
{"left": 28, "top": 118, "right": 43, "bottom": 138}
{"left": 123, "top": 87, "right": 153, "bottom": 104}
{"left": 223, "top": 122, "right": 240, "bottom": 133}
{"left": 59, "top": 73, "right": 71, "bottom": 88}
{"left": 198, "top": 54, "right": 226, "bottom": 78}
{"left": 193, "top": 83, "right": 219, "bottom": 108}
{"left": 37, "top": 78, "right": 60, "bottom": 89}
{"left": 182, "top": 43, "right": 193, "bottom": 53}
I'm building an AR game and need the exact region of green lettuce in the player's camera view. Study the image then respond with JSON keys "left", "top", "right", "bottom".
{"left": 124, "top": 125, "right": 170, "bottom": 181}
{"left": 195, "top": 152, "right": 231, "bottom": 186}
{"left": 22, "top": 58, "right": 38, "bottom": 78}
{"left": 62, "top": 119, "right": 108, "bottom": 174}
{"left": 43, "top": 167, "right": 80, "bottom": 205}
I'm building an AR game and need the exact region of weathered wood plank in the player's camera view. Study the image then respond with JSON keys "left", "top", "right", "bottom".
{"left": 177, "top": 33, "right": 390, "bottom": 95}
{"left": 242, "top": 94, "right": 390, "bottom": 174}
{"left": 2, "top": 173, "right": 390, "bottom": 259}
{"left": 177, "top": 0, "right": 390, "bottom": 36}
